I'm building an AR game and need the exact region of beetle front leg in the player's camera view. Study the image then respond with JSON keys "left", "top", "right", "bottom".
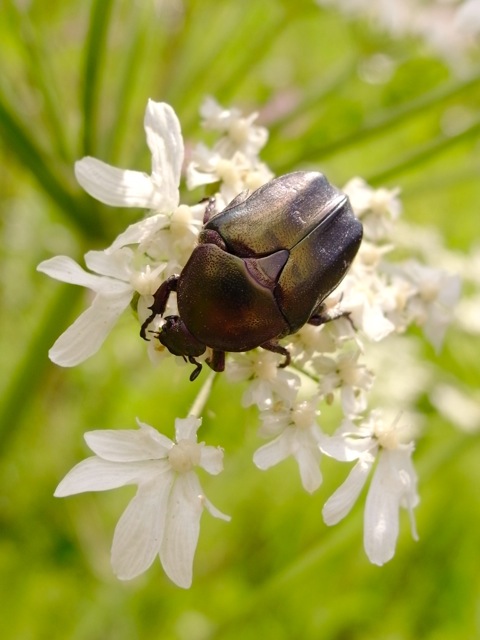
{"left": 206, "top": 349, "right": 225, "bottom": 373}
{"left": 140, "top": 275, "right": 179, "bottom": 340}
{"left": 260, "top": 340, "right": 291, "bottom": 368}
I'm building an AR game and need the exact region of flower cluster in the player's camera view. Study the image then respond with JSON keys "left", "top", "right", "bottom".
{"left": 316, "top": 0, "right": 480, "bottom": 70}
{"left": 38, "top": 98, "right": 460, "bottom": 587}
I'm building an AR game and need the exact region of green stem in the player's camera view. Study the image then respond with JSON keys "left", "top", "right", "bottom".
{"left": 188, "top": 371, "right": 218, "bottom": 418}
{"left": 81, "top": 0, "right": 114, "bottom": 155}
{"left": 0, "top": 98, "right": 103, "bottom": 239}
{"left": 285, "top": 71, "right": 480, "bottom": 167}
{"left": 0, "top": 285, "right": 81, "bottom": 450}
{"left": 367, "top": 117, "right": 480, "bottom": 185}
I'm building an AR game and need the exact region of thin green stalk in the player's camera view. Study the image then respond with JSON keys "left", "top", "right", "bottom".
{"left": 267, "top": 57, "right": 357, "bottom": 134}
{"left": 287, "top": 71, "right": 480, "bottom": 167}
{"left": 0, "top": 99, "right": 103, "bottom": 239}
{"left": 81, "top": 0, "right": 114, "bottom": 155}
{"left": 367, "top": 117, "right": 480, "bottom": 185}
{"left": 7, "top": 5, "right": 72, "bottom": 162}
{"left": 0, "top": 285, "right": 81, "bottom": 450}
{"left": 105, "top": 4, "right": 152, "bottom": 162}
{"left": 213, "top": 6, "right": 293, "bottom": 104}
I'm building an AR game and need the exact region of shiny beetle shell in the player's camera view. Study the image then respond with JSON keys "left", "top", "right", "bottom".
{"left": 141, "top": 171, "right": 363, "bottom": 380}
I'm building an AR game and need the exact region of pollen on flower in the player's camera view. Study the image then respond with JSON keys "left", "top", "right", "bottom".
{"left": 292, "top": 401, "right": 318, "bottom": 429}
{"left": 372, "top": 413, "right": 406, "bottom": 450}
{"left": 253, "top": 356, "right": 279, "bottom": 380}
{"left": 170, "top": 204, "right": 200, "bottom": 239}
{"left": 168, "top": 439, "right": 201, "bottom": 472}
{"left": 369, "top": 187, "right": 401, "bottom": 217}
{"left": 418, "top": 279, "right": 441, "bottom": 303}
{"left": 215, "top": 158, "right": 242, "bottom": 185}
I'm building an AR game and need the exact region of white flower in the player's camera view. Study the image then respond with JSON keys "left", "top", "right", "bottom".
{"left": 199, "top": 96, "right": 269, "bottom": 159}
{"left": 316, "top": 0, "right": 480, "bottom": 67}
{"left": 339, "top": 274, "right": 397, "bottom": 342}
{"left": 187, "top": 147, "right": 273, "bottom": 205}
{"left": 54, "top": 417, "right": 229, "bottom": 588}
{"left": 314, "top": 349, "right": 374, "bottom": 416}
{"left": 343, "top": 177, "right": 402, "bottom": 241}
{"left": 225, "top": 351, "right": 300, "bottom": 410}
{"left": 186, "top": 97, "right": 273, "bottom": 204}
{"left": 253, "top": 397, "right": 325, "bottom": 493}
{"left": 321, "top": 410, "right": 419, "bottom": 565}
{"left": 395, "top": 260, "right": 461, "bottom": 351}
{"left": 430, "top": 382, "right": 480, "bottom": 434}
{"left": 37, "top": 248, "right": 164, "bottom": 366}
{"left": 76, "top": 100, "right": 182, "bottom": 212}
{"left": 75, "top": 100, "right": 203, "bottom": 257}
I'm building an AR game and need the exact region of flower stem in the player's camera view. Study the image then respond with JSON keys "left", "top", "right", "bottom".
{"left": 188, "top": 371, "right": 218, "bottom": 418}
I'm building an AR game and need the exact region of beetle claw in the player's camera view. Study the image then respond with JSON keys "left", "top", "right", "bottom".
{"left": 188, "top": 357, "right": 203, "bottom": 381}
{"left": 308, "top": 306, "right": 354, "bottom": 328}
{"left": 260, "top": 340, "right": 291, "bottom": 368}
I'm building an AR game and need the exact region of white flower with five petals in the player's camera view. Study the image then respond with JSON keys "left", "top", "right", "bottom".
{"left": 75, "top": 100, "right": 203, "bottom": 257}
{"left": 75, "top": 99, "right": 182, "bottom": 212}
{"left": 225, "top": 351, "right": 300, "bottom": 411}
{"left": 320, "top": 410, "right": 419, "bottom": 565}
{"left": 253, "top": 397, "right": 325, "bottom": 493}
{"left": 54, "top": 417, "right": 229, "bottom": 588}
{"left": 37, "top": 248, "right": 165, "bottom": 366}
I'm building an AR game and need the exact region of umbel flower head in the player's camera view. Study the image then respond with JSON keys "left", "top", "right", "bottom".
{"left": 55, "top": 417, "right": 229, "bottom": 588}
{"left": 39, "top": 97, "right": 461, "bottom": 586}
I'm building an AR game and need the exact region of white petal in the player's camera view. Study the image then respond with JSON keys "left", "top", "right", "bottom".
{"left": 54, "top": 457, "right": 158, "bottom": 495}
{"left": 203, "top": 496, "right": 231, "bottom": 521}
{"left": 111, "top": 473, "right": 174, "bottom": 580}
{"left": 175, "top": 416, "right": 201, "bottom": 442}
{"left": 253, "top": 433, "right": 291, "bottom": 469}
{"left": 322, "top": 455, "right": 374, "bottom": 525}
{"left": 84, "top": 249, "right": 132, "bottom": 281}
{"left": 48, "top": 290, "right": 132, "bottom": 366}
{"left": 362, "top": 303, "right": 396, "bottom": 341}
{"left": 84, "top": 428, "right": 170, "bottom": 461}
{"left": 199, "top": 446, "right": 224, "bottom": 475}
{"left": 320, "top": 433, "right": 371, "bottom": 462}
{"left": 145, "top": 101, "right": 183, "bottom": 212}
{"left": 75, "top": 157, "right": 162, "bottom": 209}
{"left": 294, "top": 446, "right": 322, "bottom": 494}
{"left": 160, "top": 473, "right": 203, "bottom": 589}
{"left": 105, "top": 214, "right": 169, "bottom": 253}
{"left": 135, "top": 419, "right": 175, "bottom": 449}
{"left": 186, "top": 163, "right": 219, "bottom": 190}
{"left": 363, "top": 452, "right": 399, "bottom": 565}
{"left": 37, "top": 255, "right": 105, "bottom": 291}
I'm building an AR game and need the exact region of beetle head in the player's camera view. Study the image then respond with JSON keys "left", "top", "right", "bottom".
{"left": 157, "top": 315, "right": 206, "bottom": 381}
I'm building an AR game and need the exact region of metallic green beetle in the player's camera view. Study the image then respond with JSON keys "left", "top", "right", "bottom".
{"left": 141, "top": 171, "right": 363, "bottom": 380}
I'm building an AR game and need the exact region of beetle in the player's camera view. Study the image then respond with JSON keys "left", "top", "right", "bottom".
{"left": 141, "top": 171, "right": 363, "bottom": 381}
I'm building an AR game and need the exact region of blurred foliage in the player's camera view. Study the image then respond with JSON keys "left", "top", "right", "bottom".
{"left": 1, "top": 0, "right": 480, "bottom": 638}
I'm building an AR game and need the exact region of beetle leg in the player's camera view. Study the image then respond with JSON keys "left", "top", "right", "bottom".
{"left": 206, "top": 349, "right": 225, "bottom": 373}
{"left": 187, "top": 357, "right": 203, "bottom": 382}
{"left": 203, "top": 197, "right": 217, "bottom": 224}
{"left": 140, "top": 275, "right": 179, "bottom": 340}
{"left": 308, "top": 302, "right": 353, "bottom": 327}
{"left": 260, "top": 340, "right": 291, "bottom": 368}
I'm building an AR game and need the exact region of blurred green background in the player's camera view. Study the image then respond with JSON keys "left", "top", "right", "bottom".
{"left": 1, "top": 1, "right": 480, "bottom": 638}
